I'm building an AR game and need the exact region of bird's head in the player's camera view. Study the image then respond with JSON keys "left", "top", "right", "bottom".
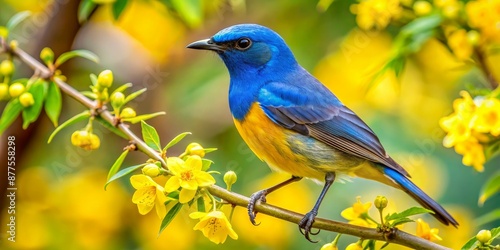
{"left": 187, "top": 24, "right": 297, "bottom": 77}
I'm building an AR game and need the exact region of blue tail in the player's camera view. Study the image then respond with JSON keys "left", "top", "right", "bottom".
{"left": 384, "top": 167, "right": 459, "bottom": 227}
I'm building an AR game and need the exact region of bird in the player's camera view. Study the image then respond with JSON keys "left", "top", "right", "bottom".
{"left": 186, "top": 23, "right": 458, "bottom": 241}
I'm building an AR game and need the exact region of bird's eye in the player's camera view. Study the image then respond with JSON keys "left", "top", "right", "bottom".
{"left": 235, "top": 38, "right": 252, "bottom": 50}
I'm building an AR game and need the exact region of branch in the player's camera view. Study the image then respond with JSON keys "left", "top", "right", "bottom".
{"left": 1, "top": 38, "right": 450, "bottom": 250}
{"left": 475, "top": 46, "right": 499, "bottom": 89}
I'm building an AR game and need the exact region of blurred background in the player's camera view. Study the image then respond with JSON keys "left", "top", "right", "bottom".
{"left": 0, "top": 0, "right": 499, "bottom": 249}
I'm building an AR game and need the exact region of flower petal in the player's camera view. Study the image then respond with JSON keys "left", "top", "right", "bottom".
{"left": 186, "top": 155, "right": 202, "bottom": 171}
{"left": 164, "top": 176, "right": 181, "bottom": 192}
{"left": 167, "top": 157, "right": 185, "bottom": 175}
{"left": 189, "top": 212, "right": 207, "bottom": 219}
{"left": 179, "top": 188, "right": 196, "bottom": 203}
{"left": 155, "top": 195, "right": 167, "bottom": 219}
{"left": 195, "top": 171, "right": 216, "bottom": 187}
{"left": 130, "top": 174, "right": 155, "bottom": 189}
{"left": 180, "top": 179, "right": 198, "bottom": 190}
{"left": 132, "top": 187, "right": 155, "bottom": 215}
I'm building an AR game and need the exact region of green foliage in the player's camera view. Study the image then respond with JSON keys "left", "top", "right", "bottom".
{"left": 54, "top": 50, "right": 99, "bottom": 68}
{"left": 112, "top": 0, "right": 129, "bottom": 20}
{"left": 47, "top": 111, "right": 91, "bottom": 143}
{"left": 106, "top": 149, "right": 130, "bottom": 185}
{"left": 461, "top": 227, "right": 500, "bottom": 250}
{"left": 21, "top": 79, "right": 46, "bottom": 129}
{"left": 141, "top": 120, "right": 161, "bottom": 151}
{"left": 121, "top": 112, "right": 166, "bottom": 124}
{"left": 45, "top": 81, "right": 62, "bottom": 126}
{"left": 104, "top": 163, "right": 146, "bottom": 189}
{"left": 0, "top": 97, "right": 23, "bottom": 134}
{"left": 478, "top": 171, "right": 500, "bottom": 206}
{"left": 164, "top": 132, "right": 192, "bottom": 151}
{"left": 78, "top": 0, "right": 97, "bottom": 23}
{"left": 159, "top": 201, "right": 183, "bottom": 235}
{"left": 5, "top": 11, "right": 31, "bottom": 31}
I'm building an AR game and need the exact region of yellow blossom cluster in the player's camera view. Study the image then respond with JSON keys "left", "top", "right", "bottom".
{"left": 350, "top": 0, "right": 402, "bottom": 30}
{"left": 440, "top": 90, "right": 500, "bottom": 172}
{"left": 127, "top": 141, "right": 239, "bottom": 245}
{"left": 466, "top": 0, "right": 500, "bottom": 43}
{"left": 340, "top": 196, "right": 376, "bottom": 227}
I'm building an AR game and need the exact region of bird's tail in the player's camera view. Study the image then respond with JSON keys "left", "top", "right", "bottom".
{"left": 383, "top": 167, "right": 459, "bottom": 227}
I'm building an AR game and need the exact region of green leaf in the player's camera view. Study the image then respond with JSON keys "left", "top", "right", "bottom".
{"left": 121, "top": 112, "right": 166, "bottom": 124}
{"left": 170, "top": 0, "right": 202, "bottom": 28}
{"left": 48, "top": 111, "right": 90, "bottom": 143}
{"left": 6, "top": 11, "right": 31, "bottom": 31}
{"left": 201, "top": 159, "right": 213, "bottom": 171}
{"left": 158, "top": 202, "right": 183, "bottom": 235}
{"left": 22, "top": 80, "right": 46, "bottom": 129}
{"left": 94, "top": 116, "right": 128, "bottom": 139}
{"left": 89, "top": 73, "right": 98, "bottom": 86}
{"left": 390, "top": 217, "right": 414, "bottom": 227}
{"left": 476, "top": 209, "right": 500, "bottom": 226}
{"left": 111, "top": 83, "right": 133, "bottom": 96}
{"left": 203, "top": 147, "right": 217, "bottom": 154}
{"left": 485, "top": 139, "right": 500, "bottom": 160}
{"left": 491, "top": 226, "right": 500, "bottom": 240}
{"left": 78, "top": 0, "right": 97, "bottom": 23}
{"left": 54, "top": 50, "right": 99, "bottom": 67}
{"left": 123, "top": 88, "right": 147, "bottom": 105}
{"left": 479, "top": 171, "right": 500, "bottom": 206}
{"left": 460, "top": 236, "right": 478, "bottom": 250}
{"left": 81, "top": 91, "right": 97, "bottom": 99}
{"left": 104, "top": 163, "right": 145, "bottom": 189}
{"left": 197, "top": 197, "right": 205, "bottom": 212}
{"left": 400, "top": 14, "right": 442, "bottom": 36}
{"left": 112, "top": 0, "right": 129, "bottom": 20}
{"left": 0, "top": 99, "right": 23, "bottom": 134}
{"left": 45, "top": 81, "right": 62, "bottom": 127}
{"left": 385, "top": 207, "right": 432, "bottom": 221}
{"left": 105, "top": 150, "right": 129, "bottom": 189}
{"left": 141, "top": 120, "right": 161, "bottom": 151}
{"left": 164, "top": 132, "right": 191, "bottom": 151}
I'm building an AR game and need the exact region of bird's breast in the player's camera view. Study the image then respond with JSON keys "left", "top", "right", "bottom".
{"left": 233, "top": 103, "right": 366, "bottom": 181}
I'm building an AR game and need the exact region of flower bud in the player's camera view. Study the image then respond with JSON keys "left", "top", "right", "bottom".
{"left": 186, "top": 142, "right": 205, "bottom": 157}
{"left": 120, "top": 107, "right": 136, "bottom": 118}
{"left": 223, "top": 171, "right": 237, "bottom": 189}
{"left": 9, "top": 82, "right": 25, "bottom": 98}
{"left": 413, "top": 1, "right": 432, "bottom": 16}
{"left": 467, "top": 30, "right": 480, "bottom": 46}
{"left": 0, "top": 26, "right": 8, "bottom": 38}
{"left": 374, "top": 195, "right": 388, "bottom": 209}
{"left": 476, "top": 229, "right": 492, "bottom": 244}
{"left": 0, "top": 60, "right": 14, "bottom": 76}
{"left": 9, "top": 40, "right": 18, "bottom": 50}
{"left": 71, "top": 130, "right": 100, "bottom": 151}
{"left": 345, "top": 243, "right": 363, "bottom": 250}
{"left": 111, "top": 91, "right": 125, "bottom": 109}
{"left": 0, "top": 83, "right": 9, "bottom": 100}
{"left": 40, "top": 47, "right": 54, "bottom": 64}
{"left": 320, "top": 243, "right": 338, "bottom": 250}
{"left": 19, "top": 92, "right": 34, "bottom": 107}
{"left": 142, "top": 163, "right": 161, "bottom": 177}
{"left": 97, "top": 69, "right": 113, "bottom": 88}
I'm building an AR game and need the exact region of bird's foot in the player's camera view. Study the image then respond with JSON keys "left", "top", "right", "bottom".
{"left": 298, "top": 211, "right": 320, "bottom": 243}
{"left": 247, "top": 190, "right": 268, "bottom": 225}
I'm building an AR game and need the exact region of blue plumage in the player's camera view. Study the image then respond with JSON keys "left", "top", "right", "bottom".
{"left": 187, "top": 23, "right": 458, "bottom": 240}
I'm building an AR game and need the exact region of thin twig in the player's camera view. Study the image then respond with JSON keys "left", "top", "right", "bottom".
{"left": 1, "top": 38, "right": 451, "bottom": 250}
{"left": 475, "top": 46, "right": 499, "bottom": 89}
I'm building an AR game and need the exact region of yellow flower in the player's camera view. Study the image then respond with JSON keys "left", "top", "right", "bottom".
{"left": 189, "top": 211, "right": 238, "bottom": 244}
{"left": 466, "top": 0, "right": 500, "bottom": 43}
{"left": 448, "top": 29, "right": 473, "bottom": 60}
{"left": 164, "top": 156, "right": 215, "bottom": 203}
{"left": 440, "top": 91, "right": 476, "bottom": 147}
{"left": 416, "top": 218, "right": 442, "bottom": 241}
{"left": 130, "top": 174, "right": 168, "bottom": 219}
{"left": 340, "top": 196, "right": 375, "bottom": 227}
{"left": 351, "top": 0, "right": 402, "bottom": 30}
{"left": 455, "top": 138, "right": 485, "bottom": 172}
{"left": 472, "top": 97, "right": 500, "bottom": 136}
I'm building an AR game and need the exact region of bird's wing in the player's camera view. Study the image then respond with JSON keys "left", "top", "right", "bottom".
{"left": 258, "top": 81, "right": 409, "bottom": 177}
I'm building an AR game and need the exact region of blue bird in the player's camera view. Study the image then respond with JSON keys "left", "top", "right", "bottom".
{"left": 187, "top": 24, "right": 458, "bottom": 241}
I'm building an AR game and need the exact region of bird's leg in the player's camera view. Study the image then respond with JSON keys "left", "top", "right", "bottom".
{"left": 248, "top": 175, "right": 302, "bottom": 225}
{"left": 299, "top": 172, "right": 336, "bottom": 243}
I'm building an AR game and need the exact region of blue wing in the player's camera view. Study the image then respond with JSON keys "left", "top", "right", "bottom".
{"left": 258, "top": 79, "right": 409, "bottom": 177}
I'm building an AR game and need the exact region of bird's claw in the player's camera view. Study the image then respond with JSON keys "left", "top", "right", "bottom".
{"left": 247, "top": 190, "right": 268, "bottom": 226}
{"left": 298, "top": 211, "right": 320, "bottom": 243}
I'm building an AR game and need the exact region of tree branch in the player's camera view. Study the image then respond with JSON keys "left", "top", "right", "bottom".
{"left": 475, "top": 46, "right": 499, "bottom": 89}
{"left": 1, "top": 38, "right": 450, "bottom": 250}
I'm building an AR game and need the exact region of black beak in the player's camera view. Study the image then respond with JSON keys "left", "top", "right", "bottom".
{"left": 186, "top": 39, "right": 226, "bottom": 52}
